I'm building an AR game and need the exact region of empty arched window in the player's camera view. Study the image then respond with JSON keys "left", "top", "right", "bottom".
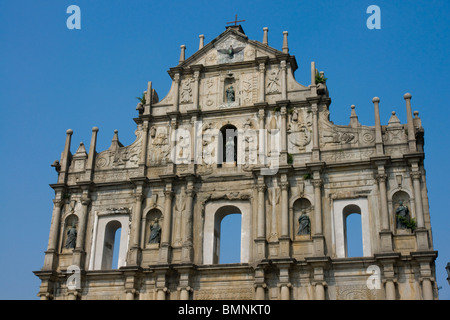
{"left": 102, "top": 220, "right": 122, "bottom": 270}
{"left": 203, "top": 201, "right": 250, "bottom": 265}
{"left": 333, "top": 199, "right": 371, "bottom": 258}
{"left": 219, "top": 125, "right": 237, "bottom": 166}
{"left": 343, "top": 204, "right": 363, "bottom": 258}
{"left": 219, "top": 213, "right": 242, "bottom": 264}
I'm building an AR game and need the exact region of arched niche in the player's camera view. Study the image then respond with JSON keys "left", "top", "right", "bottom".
{"left": 392, "top": 190, "right": 413, "bottom": 232}
{"left": 218, "top": 124, "right": 238, "bottom": 166}
{"left": 292, "top": 198, "right": 312, "bottom": 238}
{"left": 61, "top": 214, "right": 78, "bottom": 252}
{"left": 144, "top": 208, "right": 163, "bottom": 248}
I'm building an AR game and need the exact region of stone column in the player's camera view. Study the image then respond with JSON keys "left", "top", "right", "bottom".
{"left": 279, "top": 266, "right": 291, "bottom": 300}
{"left": 280, "top": 175, "right": 290, "bottom": 257}
{"left": 58, "top": 129, "right": 73, "bottom": 184}
{"left": 280, "top": 60, "right": 287, "bottom": 100}
{"left": 257, "top": 181, "right": 266, "bottom": 239}
{"left": 280, "top": 105, "right": 287, "bottom": 155}
{"left": 280, "top": 177, "right": 289, "bottom": 237}
{"left": 85, "top": 127, "right": 98, "bottom": 181}
{"left": 262, "top": 27, "right": 269, "bottom": 45}
{"left": 179, "top": 45, "right": 186, "bottom": 64}
{"left": 198, "top": 34, "right": 204, "bottom": 50}
{"left": 182, "top": 178, "right": 195, "bottom": 263}
{"left": 192, "top": 69, "right": 200, "bottom": 109}
{"left": 404, "top": 93, "right": 417, "bottom": 152}
{"left": 258, "top": 62, "right": 266, "bottom": 103}
{"left": 128, "top": 183, "right": 144, "bottom": 266}
{"left": 72, "top": 188, "right": 91, "bottom": 268}
{"left": 310, "top": 62, "right": 317, "bottom": 96}
{"left": 255, "top": 177, "right": 266, "bottom": 261}
{"left": 255, "top": 284, "right": 266, "bottom": 300}
{"left": 312, "top": 178, "right": 324, "bottom": 256}
{"left": 422, "top": 278, "right": 434, "bottom": 300}
{"left": 311, "top": 103, "right": 320, "bottom": 161}
{"left": 139, "top": 121, "right": 149, "bottom": 172}
{"left": 376, "top": 173, "right": 389, "bottom": 231}
{"left": 312, "top": 179, "right": 323, "bottom": 235}
{"left": 189, "top": 114, "right": 198, "bottom": 168}
{"left": 43, "top": 195, "right": 64, "bottom": 270}
{"left": 384, "top": 280, "right": 396, "bottom": 300}
{"left": 159, "top": 183, "right": 173, "bottom": 264}
{"left": 254, "top": 267, "right": 266, "bottom": 300}
{"left": 282, "top": 31, "right": 288, "bottom": 54}
{"left": 372, "top": 97, "right": 384, "bottom": 155}
{"left": 257, "top": 107, "right": 266, "bottom": 165}
{"left": 178, "top": 270, "right": 193, "bottom": 300}
{"left": 173, "top": 73, "right": 181, "bottom": 112}
{"left": 411, "top": 171, "right": 424, "bottom": 229}
{"left": 376, "top": 171, "right": 393, "bottom": 252}
{"left": 411, "top": 170, "right": 429, "bottom": 250}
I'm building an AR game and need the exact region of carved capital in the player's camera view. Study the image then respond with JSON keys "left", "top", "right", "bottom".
{"left": 185, "top": 187, "right": 195, "bottom": 198}
{"left": 164, "top": 190, "right": 174, "bottom": 199}
{"left": 258, "top": 109, "right": 265, "bottom": 120}
{"left": 410, "top": 171, "right": 422, "bottom": 180}
{"left": 311, "top": 179, "right": 323, "bottom": 188}
{"left": 81, "top": 197, "right": 91, "bottom": 206}
{"left": 280, "top": 181, "right": 289, "bottom": 190}
{"left": 376, "top": 174, "right": 387, "bottom": 183}
{"left": 135, "top": 193, "right": 144, "bottom": 203}
{"left": 53, "top": 199, "right": 64, "bottom": 207}
{"left": 256, "top": 184, "right": 266, "bottom": 193}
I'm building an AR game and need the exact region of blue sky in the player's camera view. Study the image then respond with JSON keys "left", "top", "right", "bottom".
{"left": 0, "top": 0, "right": 449, "bottom": 299}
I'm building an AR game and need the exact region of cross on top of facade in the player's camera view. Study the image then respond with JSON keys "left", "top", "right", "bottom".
{"left": 226, "top": 14, "right": 245, "bottom": 26}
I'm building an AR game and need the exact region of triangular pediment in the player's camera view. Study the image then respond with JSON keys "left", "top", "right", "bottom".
{"left": 177, "top": 26, "right": 286, "bottom": 69}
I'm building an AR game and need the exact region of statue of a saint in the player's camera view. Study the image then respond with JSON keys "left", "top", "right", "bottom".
{"left": 65, "top": 223, "right": 77, "bottom": 249}
{"left": 396, "top": 200, "right": 410, "bottom": 229}
{"left": 225, "top": 136, "right": 235, "bottom": 162}
{"left": 226, "top": 85, "right": 235, "bottom": 103}
{"left": 297, "top": 213, "right": 310, "bottom": 235}
{"left": 149, "top": 219, "right": 161, "bottom": 244}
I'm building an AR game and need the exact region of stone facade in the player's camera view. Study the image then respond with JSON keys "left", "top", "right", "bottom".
{"left": 34, "top": 25, "right": 438, "bottom": 300}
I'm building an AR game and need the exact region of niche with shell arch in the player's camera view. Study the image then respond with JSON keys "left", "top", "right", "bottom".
{"left": 293, "top": 198, "right": 312, "bottom": 239}
{"left": 61, "top": 214, "right": 78, "bottom": 253}
{"left": 392, "top": 190, "right": 413, "bottom": 233}
{"left": 144, "top": 208, "right": 163, "bottom": 248}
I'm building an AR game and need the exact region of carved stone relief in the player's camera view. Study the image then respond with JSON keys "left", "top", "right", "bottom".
{"left": 149, "top": 127, "right": 170, "bottom": 166}
{"left": 287, "top": 108, "right": 312, "bottom": 153}
{"left": 215, "top": 37, "right": 246, "bottom": 64}
{"left": 240, "top": 73, "right": 257, "bottom": 106}
{"left": 96, "top": 130, "right": 143, "bottom": 170}
{"left": 180, "top": 78, "right": 194, "bottom": 103}
{"left": 336, "top": 285, "right": 377, "bottom": 300}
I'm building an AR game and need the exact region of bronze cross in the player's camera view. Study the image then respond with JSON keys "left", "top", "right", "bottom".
{"left": 227, "top": 14, "right": 245, "bottom": 26}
